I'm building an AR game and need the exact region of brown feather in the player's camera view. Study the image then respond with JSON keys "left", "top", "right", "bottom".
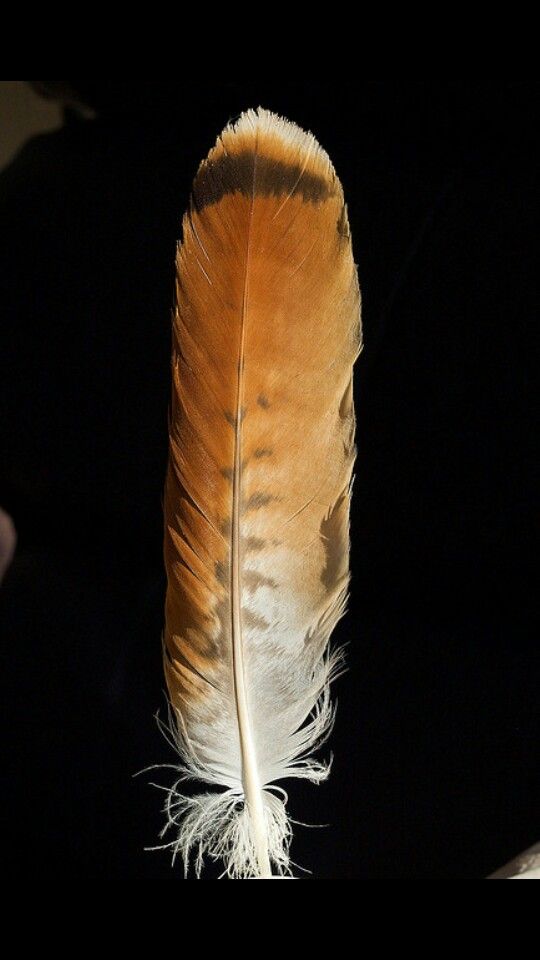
{"left": 162, "top": 109, "right": 361, "bottom": 878}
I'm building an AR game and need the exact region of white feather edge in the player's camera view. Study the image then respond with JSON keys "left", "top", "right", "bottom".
{"left": 230, "top": 107, "right": 334, "bottom": 172}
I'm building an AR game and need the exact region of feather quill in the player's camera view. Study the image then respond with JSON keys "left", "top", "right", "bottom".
{"left": 160, "top": 109, "right": 361, "bottom": 878}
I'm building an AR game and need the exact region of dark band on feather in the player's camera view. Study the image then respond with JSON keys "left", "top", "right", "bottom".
{"left": 193, "top": 150, "right": 334, "bottom": 211}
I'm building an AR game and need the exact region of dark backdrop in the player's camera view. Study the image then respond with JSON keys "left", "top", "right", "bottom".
{"left": 1, "top": 81, "right": 537, "bottom": 879}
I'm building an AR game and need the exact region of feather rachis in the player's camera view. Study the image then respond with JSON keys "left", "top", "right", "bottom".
{"left": 161, "top": 108, "right": 361, "bottom": 878}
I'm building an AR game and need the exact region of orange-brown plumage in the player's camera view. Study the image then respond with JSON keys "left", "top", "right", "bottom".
{"left": 162, "top": 109, "right": 361, "bottom": 878}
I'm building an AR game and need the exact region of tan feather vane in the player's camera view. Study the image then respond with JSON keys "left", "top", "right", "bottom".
{"left": 160, "top": 108, "right": 361, "bottom": 878}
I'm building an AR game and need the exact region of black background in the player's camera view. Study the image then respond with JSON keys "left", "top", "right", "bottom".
{"left": 1, "top": 82, "right": 538, "bottom": 879}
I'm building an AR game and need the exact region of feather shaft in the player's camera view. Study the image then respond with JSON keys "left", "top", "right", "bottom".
{"left": 231, "top": 146, "right": 272, "bottom": 876}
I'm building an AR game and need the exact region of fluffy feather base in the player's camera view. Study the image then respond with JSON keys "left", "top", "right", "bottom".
{"left": 150, "top": 655, "right": 340, "bottom": 878}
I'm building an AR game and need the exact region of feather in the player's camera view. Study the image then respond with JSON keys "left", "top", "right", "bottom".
{"left": 160, "top": 108, "right": 361, "bottom": 878}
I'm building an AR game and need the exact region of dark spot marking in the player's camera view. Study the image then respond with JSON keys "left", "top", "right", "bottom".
{"left": 257, "top": 394, "right": 270, "bottom": 409}
{"left": 244, "top": 536, "right": 267, "bottom": 552}
{"left": 225, "top": 408, "right": 246, "bottom": 428}
{"left": 214, "top": 560, "right": 229, "bottom": 586}
{"left": 241, "top": 607, "right": 270, "bottom": 631}
{"left": 337, "top": 204, "right": 350, "bottom": 239}
{"left": 243, "top": 569, "right": 277, "bottom": 593}
{"left": 221, "top": 467, "right": 233, "bottom": 481}
{"left": 320, "top": 491, "right": 349, "bottom": 591}
{"left": 254, "top": 447, "right": 273, "bottom": 459}
{"left": 193, "top": 150, "right": 334, "bottom": 212}
{"left": 220, "top": 517, "right": 231, "bottom": 537}
{"left": 271, "top": 538, "right": 282, "bottom": 547}
{"left": 244, "top": 492, "right": 276, "bottom": 511}
{"left": 339, "top": 378, "right": 353, "bottom": 419}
